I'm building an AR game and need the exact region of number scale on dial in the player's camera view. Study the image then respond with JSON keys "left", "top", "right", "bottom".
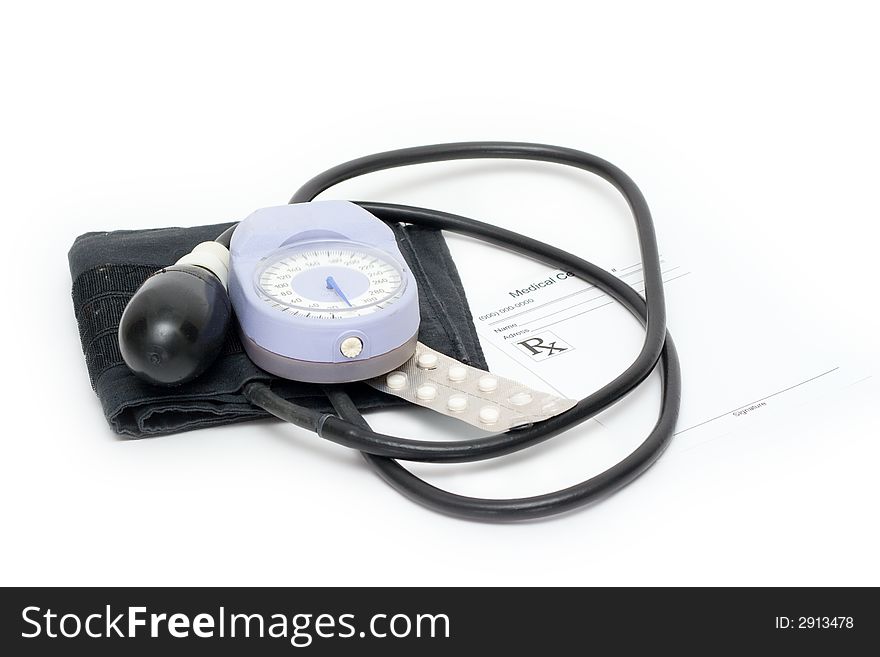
{"left": 257, "top": 244, "right": 405, "bottom": 319}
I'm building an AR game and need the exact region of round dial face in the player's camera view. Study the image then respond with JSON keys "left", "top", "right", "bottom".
{"left": 255, "top": 240, "right": 406, "bottom": 319}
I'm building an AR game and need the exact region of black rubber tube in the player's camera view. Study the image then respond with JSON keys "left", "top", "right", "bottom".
{"left": 237, "top": 142, "right": 681, "bottom": 520}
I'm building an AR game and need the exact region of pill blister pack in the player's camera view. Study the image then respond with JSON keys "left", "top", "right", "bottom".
{"left": 365, "top": 343, "right": 577, "bottom": 432}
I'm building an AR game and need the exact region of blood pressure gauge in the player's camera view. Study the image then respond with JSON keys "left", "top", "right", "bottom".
{"left": 228, "top": 201, "right": 420, "bottom": 383}
{"left": 256, "top": 241, "right": 405, "bottom": 319}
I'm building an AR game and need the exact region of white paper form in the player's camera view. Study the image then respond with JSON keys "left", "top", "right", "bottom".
{"left": 458, "top": 247, "right": 869, "bottom": 447}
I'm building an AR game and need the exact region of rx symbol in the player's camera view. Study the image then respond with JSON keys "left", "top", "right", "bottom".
{"left": 515, "top": 332, "right": 573, "bottom": 361}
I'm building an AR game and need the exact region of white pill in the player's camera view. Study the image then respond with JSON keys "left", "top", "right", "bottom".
{"left": 478, "top": 375, "right": 498, "bottom": 392}
{"left": 542, "top": 400, "right": 559, "bottom": 413}
{"left": 416, "top": 384, "right": 438, "bottom": 401}
{"left": 417, "top": 352, "right": 439, "bottom": 369}
{"left": 509, "top": 391, "right": 533, "bottom": 407}
{"left": 447, "top": 394, "right": 468, "bottom": 412}
{"left": 386, "top": 372, "right": 407, "bottom": 390}
{"left": 447, "top": 365, "right": 467, "bottom": 382}
{"left": 478, "top": 405, "right": 500, "bottom": 425}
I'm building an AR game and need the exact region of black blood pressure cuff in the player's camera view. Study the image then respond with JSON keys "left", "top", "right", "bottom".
{"left": 69, "top": 220, "right": 486, "bottom": 438}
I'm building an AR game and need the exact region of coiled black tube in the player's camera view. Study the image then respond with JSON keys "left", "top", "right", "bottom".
{"left": 239, "top": 142, "right": 681, "bottom": 521}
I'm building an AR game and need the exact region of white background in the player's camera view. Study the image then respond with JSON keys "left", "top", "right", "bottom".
{"left": 1, "top": 1, "right": 878, "bottom": 586}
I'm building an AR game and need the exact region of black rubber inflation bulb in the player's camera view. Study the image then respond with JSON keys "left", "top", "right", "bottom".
{"left": 118, "top": 242, "right": 232, "bottom": 386}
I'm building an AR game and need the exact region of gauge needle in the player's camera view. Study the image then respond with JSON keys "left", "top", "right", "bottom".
{"left": 325, "top": 276, "right": 353, "bottom": 307}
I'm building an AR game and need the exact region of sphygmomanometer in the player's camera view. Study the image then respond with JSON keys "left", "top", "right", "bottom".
{"left": 72, "top": 142, "right": 681, "bottom": 521}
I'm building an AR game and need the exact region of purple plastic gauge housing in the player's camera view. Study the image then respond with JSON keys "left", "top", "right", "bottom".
{"left": 228, "top": 201, "right": 420, "bottom": 383}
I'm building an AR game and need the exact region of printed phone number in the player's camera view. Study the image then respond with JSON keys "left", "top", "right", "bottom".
{"left": 477, "top": 298, "right": 534, "bottom": 322}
